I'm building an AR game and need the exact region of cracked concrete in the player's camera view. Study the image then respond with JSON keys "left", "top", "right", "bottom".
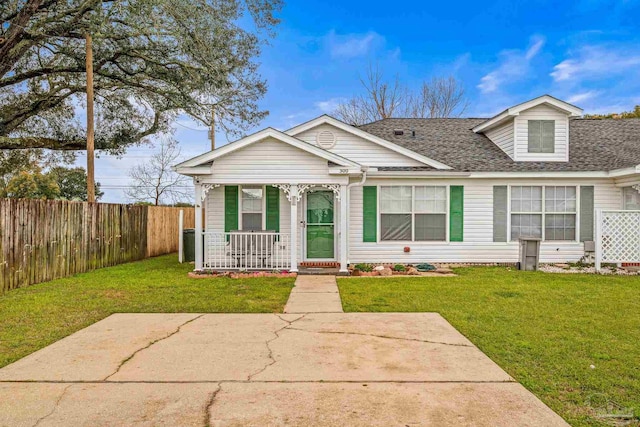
{"left": 0, "top": 310, "right": 569, "bottom": 426}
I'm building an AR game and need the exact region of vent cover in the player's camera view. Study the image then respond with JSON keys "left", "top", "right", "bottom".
{"left": 316, "top": 130, "right": 336, "bottom": 149}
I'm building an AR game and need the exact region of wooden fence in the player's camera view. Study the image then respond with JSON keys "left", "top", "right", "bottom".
{"left": 147, "top": 206, "right": 195, "bottom": 257}
{"left": 0, "top": 199, "right": 194, "bottom": 292}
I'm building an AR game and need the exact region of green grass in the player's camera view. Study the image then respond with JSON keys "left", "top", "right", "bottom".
{"left": 338, "top": 269, "right": 640, "bottom": 427}
{"left": 0, "top": 254, "right": 294, "bottom": 368}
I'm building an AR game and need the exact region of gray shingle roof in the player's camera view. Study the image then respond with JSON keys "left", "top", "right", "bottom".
{"left": 358, "top": 118, "right": 640, "bottom": 172}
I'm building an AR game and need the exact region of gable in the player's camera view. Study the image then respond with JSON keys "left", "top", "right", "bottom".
{"left": 208, "top": 136, "right": 336, "bottom": 183}
{"left": 294, "top": 123, "right": 425, "bottom": 167}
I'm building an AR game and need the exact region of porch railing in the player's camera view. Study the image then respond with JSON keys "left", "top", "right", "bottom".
{"left": 595, "top": 210, "right": 640, "bottom": 270}
{"left": 203, "top": 231, "right": 291, "bottom": 270}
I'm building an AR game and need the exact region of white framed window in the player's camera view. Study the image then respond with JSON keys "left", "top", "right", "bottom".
{"left": 509, "top": 185, "right": 577, "bottom": 241}
{"left": 623, "top": 186, "right": 640, "bottom": 210}
{"left": 528, "top": 120, "right": 555, "bottom": 153}
{"left": 380, "top": 185, "right": 447, "bottom": 241}
{"left": 240, "top": 185, "right": 264, "bottom": 231}
{"left": 511, "top": 186, "right": 542, "bottom": 240}
{"left": 415, "top": 186, "right": 447, "bottom": 241}
{"left": 544, "top": 186, "right": 576, "bottom": 240}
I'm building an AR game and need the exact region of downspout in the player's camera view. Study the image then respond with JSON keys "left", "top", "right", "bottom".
{"left": 343, "top": 166, "right": 368, "bottom": 267}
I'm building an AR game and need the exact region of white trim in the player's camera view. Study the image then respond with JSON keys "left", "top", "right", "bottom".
{"left": 238, "top": 185, "right": 266, "bottom": 230}
{"left": 472, "top": 95, "right": 583, "bottom": 133}
{"left": 175, "top": 127, "right": 361, "bottom": 170}
{"left": 285, "top": 115, "right": 453, "bottom": 170}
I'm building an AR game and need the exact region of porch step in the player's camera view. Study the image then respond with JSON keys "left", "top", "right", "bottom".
{"left": 298, "top": 267, "right": 342, "bottom": 276}
{"left": 299, "top": 261, "right": 340, "bottom": 268}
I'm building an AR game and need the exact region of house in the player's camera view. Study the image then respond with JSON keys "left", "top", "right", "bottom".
{"left": 175, "top": 95, "right": 640, "bottom": 273}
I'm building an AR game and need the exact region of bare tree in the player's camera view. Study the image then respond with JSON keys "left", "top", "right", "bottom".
{"left": 333, "top": 66, "right": 468, "bottom": 125}
{"left": 334, "top": 64, "right": 404, "bottom": 125}
{"left": 125, "top": 138, "right": 192, "bottom": 205}
{"left": 404, "top": 76, "right": 469, "bottom": 118}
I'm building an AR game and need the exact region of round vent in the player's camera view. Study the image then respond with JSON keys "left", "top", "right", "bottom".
{"left": 316, "top": 130, "right": 336, "bottom": 149}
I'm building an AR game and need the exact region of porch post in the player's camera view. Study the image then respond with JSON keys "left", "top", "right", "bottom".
{"left": 194, "top": 182, "right": 203, "bottom": 271}
{"left": 290, "top": 184, "right": 299, "bottom": 272}
{"left": 339, "top": 184, "right": 348, "bottom": 273}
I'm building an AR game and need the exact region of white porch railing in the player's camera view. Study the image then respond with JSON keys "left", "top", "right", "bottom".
{"left": 595, "top": 210, "right": 640, "bottom": 271}
{"left": 203, "top": 231, "right": 291, "bottom": 270}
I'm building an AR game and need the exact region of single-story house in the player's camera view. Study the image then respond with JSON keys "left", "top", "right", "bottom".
{"left": 175, "top": 95, "right": 640, "bottom": 273}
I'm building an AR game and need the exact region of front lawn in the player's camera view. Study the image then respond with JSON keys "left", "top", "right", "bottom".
{"left": 338, "top": 269, "right": 640, "bottom": 427}
{"left": 0, "top": 255, "right": 294, "bottom": 368}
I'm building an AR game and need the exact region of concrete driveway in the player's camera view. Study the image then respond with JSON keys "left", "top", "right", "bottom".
{"left": 0, "top": 312, "right": 568, "bottom": 426}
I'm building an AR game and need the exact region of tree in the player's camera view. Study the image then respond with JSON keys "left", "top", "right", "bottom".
{"left": 0, "top": 0, "right": 282, "bottom": 152}
{"left": 48, "top": 166, "right": 103, "bottom": 201}
{"left": 125, "top": 138, "right": 191, "bottom": 205}
{"left": 584, "top": 105, "right": 640, "bottom": 119}
{"left": 0, "top": 149, "right": 74, "bottom": 196}
{"left": 5, "top": 170, "right": 60, "bottom": 199}
{"left": 333, "top": 64, "right": 468, "bottom": 125}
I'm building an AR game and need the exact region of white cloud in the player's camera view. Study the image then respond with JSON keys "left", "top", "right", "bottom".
{"left": 551, "top": 44, "right": 640, "bottom": 82}
{"left": 566, "top": 91, "right": 599, "bottom": 104}
{"left": 477, "top": 35, "right": 546, "bottom": 94}
{"left": 314, "top": 97, "right": 344, "bottom": 114}
{"left": 325, "top": 30, "right": 386, "bottom": 59}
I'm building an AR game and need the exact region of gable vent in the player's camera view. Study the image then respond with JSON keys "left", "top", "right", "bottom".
{"left": 316, "top": 130, "right": 336, "bottom": 149}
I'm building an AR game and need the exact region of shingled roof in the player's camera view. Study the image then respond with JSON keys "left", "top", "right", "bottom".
{"left": 358, "top": 118, "right": 640, "bottom": 172}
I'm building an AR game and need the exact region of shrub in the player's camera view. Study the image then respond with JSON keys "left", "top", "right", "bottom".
{"left": 393, "top": 264, "right": 406, "bottom": 272}
{"left": 354, "top": 263, "right": 372, "bottom": 272}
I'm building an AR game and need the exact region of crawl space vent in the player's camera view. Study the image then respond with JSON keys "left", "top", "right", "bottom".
{"left": 316, "top": 130, "right": 336, "bottom": 149}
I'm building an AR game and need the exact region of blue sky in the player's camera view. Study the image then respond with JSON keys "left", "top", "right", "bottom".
{"left": 91, "top": 0, "right": 640, "bottom": 202}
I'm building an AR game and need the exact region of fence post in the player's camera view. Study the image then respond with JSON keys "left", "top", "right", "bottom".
{"left": 595, "top": 209, "right": 602, "bottom": 272}
{"left": 178, "top": 209, "right": 184, "bottom": 263}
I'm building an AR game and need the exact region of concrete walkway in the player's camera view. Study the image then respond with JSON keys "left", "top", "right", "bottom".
{"left": 283, "top": 275, "right": 343, "bottom": 313}
{"left": 0, "top": 311, "right": 569, "bottom": 426}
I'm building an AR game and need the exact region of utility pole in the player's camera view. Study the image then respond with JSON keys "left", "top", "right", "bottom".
{"left": 208, "top": 107, "right": 215, "bottom": 150}
{"left": 85, "top": 33, "right": 95, "bottom": 203}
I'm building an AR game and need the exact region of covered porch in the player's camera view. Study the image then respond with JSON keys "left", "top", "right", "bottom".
{"left": 193, "top": 182, "right": 351, "bottom": 273}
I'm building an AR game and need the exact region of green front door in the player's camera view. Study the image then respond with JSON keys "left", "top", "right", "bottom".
{"left": 306, "top": 191, "right": 335, "bottom": 259}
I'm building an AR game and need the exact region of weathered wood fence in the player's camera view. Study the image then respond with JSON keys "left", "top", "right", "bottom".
{"left": 0, "top": 199, "right": 194, "bottom": 292}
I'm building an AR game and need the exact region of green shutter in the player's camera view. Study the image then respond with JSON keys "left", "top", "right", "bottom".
{"left": 493, "top": 186, "right": 508, "bottom": 242}
{"left": 580, "top": 186, "right": 594, "bottom": 242}
{"left": 265, "top": 186, "right": 280, "bottom": 232}
{"left": 362, "top": 186, "right": 377, "bottom": 242}
{"left": 224, "top": 186, "right": 238, "bottom": 233}
{"left": 449, "top": 186, "right": 464, "bottom": 242}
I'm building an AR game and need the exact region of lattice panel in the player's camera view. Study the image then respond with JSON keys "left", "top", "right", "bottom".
{"left": 600, "top": 211, "right": 640, "bottom": 262}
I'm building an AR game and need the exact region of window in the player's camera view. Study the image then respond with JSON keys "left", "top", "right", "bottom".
{"left": 545, "top": 186, "right": 576, "bottom": 240}
{"left": 510, "top": 186, "right": 577, "bottom": 241}
{"left": 380, "top": 186, "right": 447, "bottom": 241}
{"left": 528, "top": 120, "right": 555, "bottom": 153}
{"left": 380, "top": 186, "right": 412, "bottom": 240}
{"left": 624, "top": 186, "right": 640, "bottom": 210}
{"left": 241, "top": 186, "right": 263, "bottom": 230}
{"left": 511, "top": 186, "right": 542, "bottom": 240}
{"left": 415, "top": 186, "right": 447, "bottom": 241}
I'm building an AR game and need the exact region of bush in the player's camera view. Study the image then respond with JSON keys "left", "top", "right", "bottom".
{"left": 392, "top": 264, "right": 406, "bottom": 272}
{"left": 354, "top": 263, "right": 372, "bottom": 272}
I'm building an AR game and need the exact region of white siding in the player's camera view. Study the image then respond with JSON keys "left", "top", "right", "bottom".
{"left": 484, "top": 120, "right": 515, "bottom": 159}
{"left": 514, "top": 104, "right": 569, "bottom": 162}
{"left": 209, "top": 137, "right": 338, "bottom": 183}
{"left": 205, "top": 186, "right": 224, "bottom": 232}
{"left": 348, "top": 178, "right": 621, "bottom": 264}
{"left": 295, "top": 124, "right": 424, "bottom": 167}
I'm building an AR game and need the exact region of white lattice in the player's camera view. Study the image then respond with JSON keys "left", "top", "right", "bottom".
{"left": 598, "top": 210, "right": 640, "bottom": 264}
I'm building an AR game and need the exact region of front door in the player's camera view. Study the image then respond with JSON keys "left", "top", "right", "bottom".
{"left": 306, "top": 191, "right": 335, "bottom": 259}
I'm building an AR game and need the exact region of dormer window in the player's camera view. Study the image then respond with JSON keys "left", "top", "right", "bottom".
{"left": 528, "top": 120, "right": 555, "bottom": 153}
